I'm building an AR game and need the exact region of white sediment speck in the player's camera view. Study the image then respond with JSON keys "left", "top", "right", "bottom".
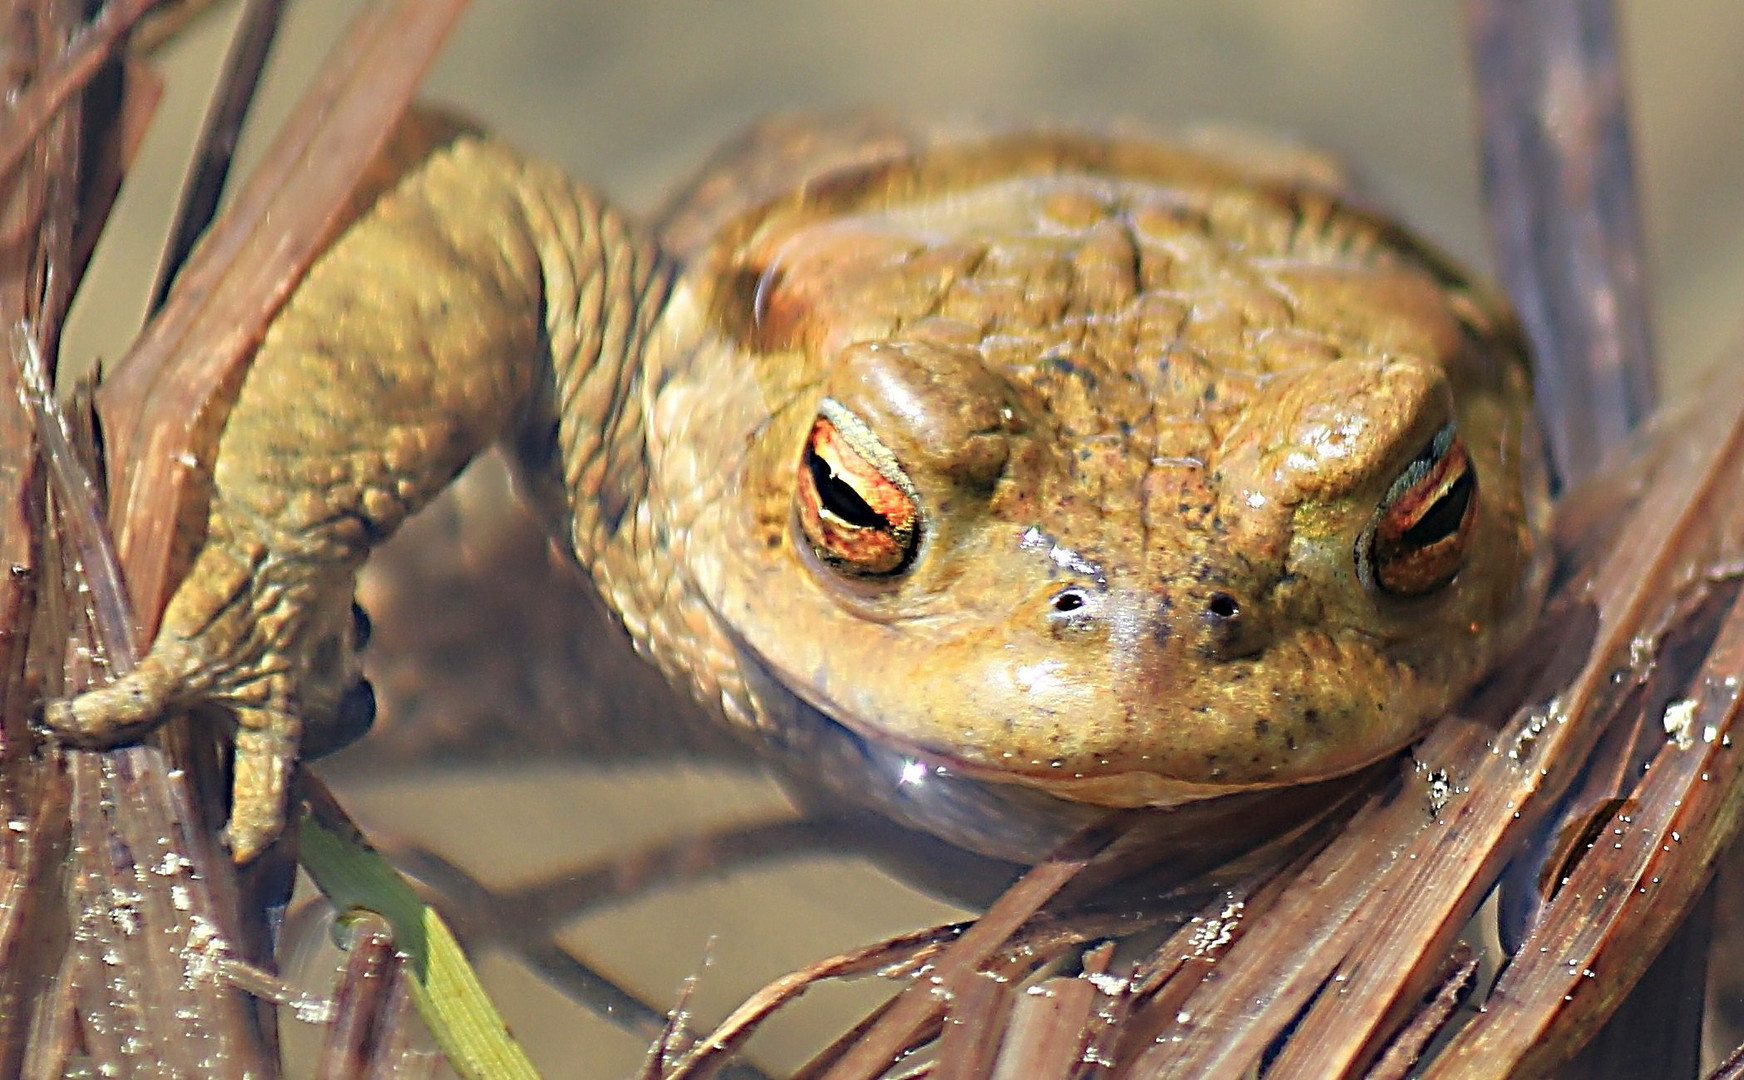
{"left": 1662, "top": 698, "right": 1698, "bottom": 750}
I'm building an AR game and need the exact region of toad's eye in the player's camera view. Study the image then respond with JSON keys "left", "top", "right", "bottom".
{"left": 1360, "top": 422, "right": 1478, "bottom": 598}
{"left": 795, "top": 400, "right": 920, "bottom": 576}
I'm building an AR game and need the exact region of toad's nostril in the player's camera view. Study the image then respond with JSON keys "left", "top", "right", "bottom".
{"left": 1201, "top": 590, "right": 1269, "bottom": 661}
{"left": 1046, "top": 587, "right": 1105, "bottom": 640}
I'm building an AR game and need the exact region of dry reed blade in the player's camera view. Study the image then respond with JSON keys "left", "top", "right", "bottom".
{"left": 1430, "top": 542, "right": 1744, "bottom": 1073}
{"left": 147, "top": 0, "right": 284, "bottom": 312}
{"left": 986, "top": 942, "right": 1114, "bottom": 1079}
{"left": 931, "top": 968, "right": 1012, "bottom": 1080}
{"left": 316, "top": 911, "right": 401, "bottom": 1079}
{"left": 1363, "top": 945, "right": 1479, "bottom": 1080}
{"left": 0, "top": 0, "right": 157, "bottom": 189}
{"left": 659, "top": 922, "right": 970, "bottom": 1080}
{"left": 1465, "top": 0, "right": 1656, "bottom": 485}
{"left": 817, "top": 815, "right": 1135, "bottom": 1080}
{"left": 68, "top": 58, "right": 162, "bottom": 304}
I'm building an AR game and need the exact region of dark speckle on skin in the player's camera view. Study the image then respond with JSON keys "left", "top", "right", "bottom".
{"left": 1253, "top": 718, "right": 1270, "bottom": 738}
{"left": 1044, "top": 353, "right": 1099, "bottom": 391}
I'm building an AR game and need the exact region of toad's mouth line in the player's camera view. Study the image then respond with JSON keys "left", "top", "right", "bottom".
{"left": 716, "top": 618, "right": 1288, "bottom": 812}
{"left": 718, "top": 624, "right": 1386, "bottom": 867}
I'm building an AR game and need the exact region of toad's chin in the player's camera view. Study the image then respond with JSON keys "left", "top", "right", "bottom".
{"left": 723, "top": 625, "right": 1382, "bottom": 870}
{"left": 727, "top": 630, "right": 1108, "bottom": 864}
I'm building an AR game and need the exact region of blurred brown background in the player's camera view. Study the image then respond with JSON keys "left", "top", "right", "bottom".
{"left": 59, "top": 2, "right": 1744, "bottom": 1076}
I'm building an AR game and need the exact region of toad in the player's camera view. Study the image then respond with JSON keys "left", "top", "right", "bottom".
{"left": 46, "top": 113, "right": 1550, "bottom": 861}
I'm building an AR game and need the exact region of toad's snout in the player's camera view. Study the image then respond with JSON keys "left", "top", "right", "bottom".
{"left": 1043, "top": 581, "right": 1273, "bottom": 668}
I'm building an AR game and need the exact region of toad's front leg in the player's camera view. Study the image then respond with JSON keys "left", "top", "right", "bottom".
{"left": 44, "top": 121, "right": 670, "bottom": 861}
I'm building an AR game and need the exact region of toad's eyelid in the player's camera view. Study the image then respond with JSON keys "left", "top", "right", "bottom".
{"left": 1381, "top": 420, "right": 1460, "bottom": 505}
{"left": 817, "top": 397, "right": 920, "bottom": 500}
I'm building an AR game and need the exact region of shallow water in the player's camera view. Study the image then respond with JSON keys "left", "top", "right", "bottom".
{"left": 60, "top": 3, "right": 1744, "bottom": 1076}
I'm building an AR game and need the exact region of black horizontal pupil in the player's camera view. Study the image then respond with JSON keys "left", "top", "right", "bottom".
{"left": 1400, "top": 465, "right": 1474, "bottom": 549}
{"left": 807, "top": 446, "right": 887, "bottom": 529}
